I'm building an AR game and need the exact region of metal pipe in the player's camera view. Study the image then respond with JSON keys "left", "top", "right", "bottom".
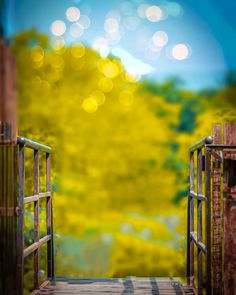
{"left": 189, "top": 136, "right": 213, "bottom": 152}
{"left": 17, "top": 137, "right": 52, "bottom": 153}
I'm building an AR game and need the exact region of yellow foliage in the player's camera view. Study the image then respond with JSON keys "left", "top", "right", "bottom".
{"left": 13, "top": 30, "right": 236, "bottom": 280}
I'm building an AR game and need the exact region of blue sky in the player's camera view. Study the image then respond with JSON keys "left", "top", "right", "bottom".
{"left": 4, "top": 0, "right": 236, "bottom": 90}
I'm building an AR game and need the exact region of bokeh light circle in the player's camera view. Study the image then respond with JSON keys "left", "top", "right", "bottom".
{"left": 82, "top": 98, "right": 98, "bottom": 113}
{"left": 137, "top": 4, "right": 149, "bottom": 19}
{"left": 104, "top": 18, "right": 119, "bottom": 33}
{"left": 66, "top": 7, "right": 80, "bottom": 22}
{"left": 79, "top": 15, "right": 91, "bottom": 29}
{"left": 145, "top": 6, "right": 163, "bottom": 22}
{"left": 91, "top": 90, "right": 106, "bottom": 105}
{"left": 171, "top": 44, "right": 191, "bottom": 60}
{"left": 152, "top": 31, "right": 168, "bottom": 47}
{"left": 70, "top": 22, "right": 84, "bottom": 38}
{"left": 51, "top": 20, "right": 66, "bottom": 36}
{"left": 71, "top": 44, "right": 85, "bottom": 58}
{"left": 30, "top": 46, "right": 44, "bottom": 63}
{"left": 98, "top": 77, "right": 113, "bottom": 93}
{"left": 51, "top": 36, "right": 65, "bottom": 50}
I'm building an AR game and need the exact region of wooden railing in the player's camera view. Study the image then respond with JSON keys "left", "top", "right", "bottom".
{"left": 187, "top": 125, "right": 236, "bottom": 295}
{"left": 17, "top": 137, "right": 54, "bottom": 293}
{"left": 187, "top": 136, "right": 213, "bottom": 295}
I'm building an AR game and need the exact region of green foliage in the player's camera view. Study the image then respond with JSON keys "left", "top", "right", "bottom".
{"left": 13, "top": 30, "right": 236, "bottom": 285}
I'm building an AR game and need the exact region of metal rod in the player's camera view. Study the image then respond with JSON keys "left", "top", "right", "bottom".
{"left": 197, "top": 148, "right": 203, "bottom": 295}
{"left": 189, "top": 190, "right": 206, "bottom": 201}
{"left": 189, "top": 136, "right": 213, "bottom": 152}
{"left": 34, "top": 149, "right": 39, "bottom": 289}
{"left": 189, "top": 151, "right": 195, "bottom": 286}
{"left": 205, "top": 148, "right": 212, "bottom": 295}
{"left": 46, "top": 153, "right": 53, "bottom": 280}
{"left": 205, "top": 144, "right": 236, "bottom": 149}
{"left": 17, "top": 137, "right": 52, "bottom": 154}
{"left": 190, "top": 232, "right": 206, "bottom": 253}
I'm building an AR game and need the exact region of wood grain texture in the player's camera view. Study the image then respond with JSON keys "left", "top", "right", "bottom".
{"left": 33, "top": 277, "right": 195, "bottom": 295}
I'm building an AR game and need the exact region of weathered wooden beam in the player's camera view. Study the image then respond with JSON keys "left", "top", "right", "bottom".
{"left": 212, "top": 124, "right": 222, "bottom": 295}
{"left": 0, "top": 36, "right": 18, "bottom": 295}
{"left": 223, "top": 124, "right": 236, "bottom": 295}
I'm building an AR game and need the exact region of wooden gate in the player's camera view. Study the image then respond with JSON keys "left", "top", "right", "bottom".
{"left": 187, "top": 124, "right": 236, "bottom": 295}
{"left": 17, "top": 136, "right": 54, "bottom": 293}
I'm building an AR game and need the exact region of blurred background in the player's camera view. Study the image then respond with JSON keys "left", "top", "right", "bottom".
{"left": 2, "top": 0, "right": 236, "bottom": 291}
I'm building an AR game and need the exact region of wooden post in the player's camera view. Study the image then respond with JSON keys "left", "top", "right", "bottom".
{"left": 223, "top": 124, "right": 236, "bottom": 295}
{"left": 212, "top": 125, "right": 222, "bottom": 295}
{"left": 0, "top": 36, "right": 19, "bottom": 295}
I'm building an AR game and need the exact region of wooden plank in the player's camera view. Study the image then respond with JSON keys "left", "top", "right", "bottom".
{"left": 33, "top": 277, "right": 195, "bottom": 295}
{"left": 24, "top": 235, "right": 51, "bottom": 258}
{"left": 24, "top": 192, "right": 51, "bottom": 204}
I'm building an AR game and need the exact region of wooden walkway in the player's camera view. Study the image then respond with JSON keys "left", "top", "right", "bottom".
{"left": 34, "top": 277, "right": 195, "bottom": 295}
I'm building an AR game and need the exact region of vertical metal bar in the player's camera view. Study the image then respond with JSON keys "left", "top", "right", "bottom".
{"left": 189, "top": 151, "right": 195, "bottom": 287}
{"left": 212, "top": 125, "right": 222, "bottom": 295}
{"left": 17, "top": 144, "right": 25, "bottom": 294}
{"left": 51, "top": 193, "right": 55, "bottom": 281}
{"left": 187, "top": 189, "right": 191, "bottom": 283}
{"left": 34, "top": 149, "right": 39, "bottom": 289}
{"left": 197, "top": 148, "right": 203, "bottom": 295}
{"left": 205, "top": 148, "right": 212, "bottom": 295}
{"left": 46, "top": 153, "right": 53, "bottom": 279}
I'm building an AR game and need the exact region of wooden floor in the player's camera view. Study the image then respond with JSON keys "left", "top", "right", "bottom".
{"left": 34, "top": 277, "right": 195, "bottom": 295}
